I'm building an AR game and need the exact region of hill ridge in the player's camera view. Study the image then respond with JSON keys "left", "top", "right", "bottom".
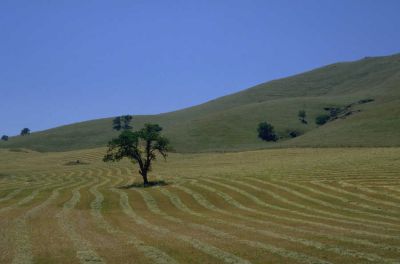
{"left": 1, "top": 52, "right": 400, "bottom": 152}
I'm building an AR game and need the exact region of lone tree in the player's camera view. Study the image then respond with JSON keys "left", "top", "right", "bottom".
{"left": 20, "top": 128, "right": 30, "bottom": 136}
{"left": 257, "top": 122, "right": 277, "bottom": 141}
{"left": 315, "top": 114, "right": 330, "bottom": 125}
{"left": 112, "top": 116, "right": 122, "bottom": 131}
{"left": 1, "top": 135, "right": 8, "bottom": 141}
{"left": 113, "top": 115, "right": 133, "bottom": 131}
{"left": 121, "top": 115, "right": 133, "bottom": 130}
{"left": 103, "top": 123, "right": 170, "bottom": 186}
{"left": 298, "top": 110, "right": 307, "bottom": 124}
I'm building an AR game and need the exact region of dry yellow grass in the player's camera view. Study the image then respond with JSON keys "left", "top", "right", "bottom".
{"left": 0, "top": 147, "right": 399, "bottom": 263}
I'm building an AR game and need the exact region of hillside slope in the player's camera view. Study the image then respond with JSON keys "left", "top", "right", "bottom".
{"left": 1, "top": 53, "right": 400, "bottom": 152}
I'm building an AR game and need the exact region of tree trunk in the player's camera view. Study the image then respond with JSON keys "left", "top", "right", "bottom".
{"left": 141, "top": 170, "right": 149, "bottom": 186}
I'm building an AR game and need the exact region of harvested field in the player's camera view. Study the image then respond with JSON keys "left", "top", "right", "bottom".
{"left": 0, "top": 148, "right": 399, "bottom": 263}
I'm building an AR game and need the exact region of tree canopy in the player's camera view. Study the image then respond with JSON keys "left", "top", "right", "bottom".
{"left": 20, "top": 128, "right": 30, "bottom": 136}
{"left": 1, "top": 135, "right": 8, "bottom": 141}
{"left": 112, "top": 116, "right": 122, "bottom": 131}
{"left": 121, "top": 115, "right": 133, "bottom": 130}
{"left": 113, "top": 115, "right": 133, "bottom": 131}
{"left": 315, "top": 114, "right": 330, "bottom": 125}
{"left": 104, "top": 123, "right": 170, "bottom": 186}
{"left": 257, "top": 122, "right": 277, "bottom": 141}
{"left": 298, "top": 110, "right": 307, "bottom": 124}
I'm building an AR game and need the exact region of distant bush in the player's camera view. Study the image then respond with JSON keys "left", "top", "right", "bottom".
{"left": 298, "top": 110, "right": 307, "bottom": 124}
{"left": 288, "top": 130, "right": 302, "bottom": 138}
{"left": 113, "top": 115, "right": 133, "bottom": 131}
{"left": 257, "top": 122, "right": 278, "bottom": 141}
{"left": 1, "top": 135, "right": 8, "bottom": 141}
{"left": 358, "top": 98, "right": 374, "bottom": 104}
{"left": 315, "top": 114, "right": 330, "bottom": 125}
{"left": 20, "top": 128, "right": 30, "bottom": 136}
{"left": 328, "top": 108, "right": 340, "bottom": 118}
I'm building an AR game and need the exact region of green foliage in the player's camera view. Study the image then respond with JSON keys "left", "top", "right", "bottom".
{"left": 112, "top": 115, "right": 133, "bottom": 131}
{"left": 104, "top": 123, "right": 170, "bottom": 185}
{"left": 325, "top": 107, "right": 341, "bottom": 118}
{"left": 298, "top": 110, "right": 307, "bottom": 124}
{"left": 112, "top": 116, "right": 122, "bottom": 131}
{"left": 121, "top": 115, "right": 133, "bottom": 130}
{"left": 20, "top": 128, "right": 30, "bottom": 136}
{"left": 257, "top": 122, "right": 277, "bottom": 142}
{"left": 1, "top": 135, "right": 8, "bottom": 141}
{"left": 288, "top": 130, "right": 302, "bottom": 138}
{"left": 315, "top": 114, "right": 330, "bottom": 125}
{"left": 358, "top": 98, "right": 374, "bottom": 104}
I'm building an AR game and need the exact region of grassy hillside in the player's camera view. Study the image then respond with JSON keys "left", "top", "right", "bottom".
{"left": 1, "top": 53, "right": 400, "bottom": 152}
{"left": 1, "top": 147, "right": 400, "bottom": 263}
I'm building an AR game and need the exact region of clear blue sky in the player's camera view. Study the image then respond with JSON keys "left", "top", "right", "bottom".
{"left": 1, "top": 0, "right": 400, "bottom": 136}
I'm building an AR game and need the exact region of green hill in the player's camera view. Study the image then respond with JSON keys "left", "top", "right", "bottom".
{"left": 2, "top": 53, "right": 400, "bottom": 152}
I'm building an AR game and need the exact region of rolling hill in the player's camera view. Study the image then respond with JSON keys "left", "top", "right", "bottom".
{"left": 1, "top": 53, "right": 400, "bottom": 152}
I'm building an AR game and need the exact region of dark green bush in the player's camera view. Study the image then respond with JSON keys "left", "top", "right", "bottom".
{"left": 288, "top": 130, "right": 302, "bottom": 138}
{"left": 257, "top": 122, "right": 278, "bottom": 141}
{"left": 315, "top": 114, "right": 330, "bottom": 125}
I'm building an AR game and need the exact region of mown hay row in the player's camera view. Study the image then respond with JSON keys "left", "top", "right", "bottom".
{"left": 89, "top": 173, "right": 179, "bottom": 264}
{"left": 113, "top": 187, "right": 252, "bottom": 264}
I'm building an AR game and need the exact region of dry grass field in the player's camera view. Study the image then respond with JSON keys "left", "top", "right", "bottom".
{"left": 1, "top": 147, "right": 400, "bottom": 263}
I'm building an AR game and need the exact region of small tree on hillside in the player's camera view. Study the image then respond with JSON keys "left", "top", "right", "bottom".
{"left": 1, "top": 135, "right": 8, "bottom": 141}
{"left": 298, "top": 110, "right": 307, "bottom": 124}
{"left": 112, "top": 116, "right": 122, "bottom": 131}
{"left": 315, "top": 114, "right": 330, "bottom": 125}
{"left": 121, "top": 115, "right": 133, "bottom": 130}
{"left": 103, "top": 123, "right": 170, "bottom": 186}
{"left": 113, "top": 115, "right": 133, "bottom": 131}
{"left": 257, "top": 122, "right": 277, "bottom": 141}
{"left": 20, "top": 128, "right": 30, "bottom": 136}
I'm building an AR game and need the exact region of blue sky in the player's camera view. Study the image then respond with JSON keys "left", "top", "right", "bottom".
{"left": 1, "top": 0, "right": 400, "bottom": 136}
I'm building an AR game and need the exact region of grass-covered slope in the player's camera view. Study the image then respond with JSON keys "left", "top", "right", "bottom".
{"left": 1, "top": 53, "right": 400, "bottom": 152}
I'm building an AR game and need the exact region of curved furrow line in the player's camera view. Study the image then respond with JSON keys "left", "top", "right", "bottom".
{"left": 0, "top": 173, "right": 44, "bottom": 191}
{"left": 339, "top": 177, "right": 400, "bottom": 184}
{"left": 386, "top": 186, "right": 400, "bottom": 192}
{"left": 56, "top": 175, "right": 105, "bottom": 264}
{"left": 341, "top": 182, "right": 400, "bottom": 207}
{"left": 190, "top": 181, "right": 400, "bottom": 241}
{"left": 201, "top": 177, "right": 399, "bottom": 232}
{"left": 0, "top": 189, "right": 22, "bottom": 203}
{"left": 174, "top": 184, "right": 400, "bottom": 253}
{"left": 0, "top": 175, "right": 45, "bottom": 202}
{"left": 101, "top": 167, "right": 129, "bottom": 186}
{"left": 138, "top": 188, "right": 333, "bottom": 264}
{"left": 11, "top": 173, "right": 87, "bottom": 264}
{"left": 282, "top": 180, "right": 400, "bottom": 217}
{"left": 102, "top": 167, "right": 127, "bottom": 187}
{"left": 313, "top": 181, "right": 400, "bottom": 211}
{"left": 112, "top": 187, "right": 252, "bottom": 264}
{"left": 284, "top": 176, "right": 399, "bottom": 183}
{"left": 0, "top": 180, "right": 25, "bottom": 191}
{"left": 246, "top": 178, "right": 400, "bottom": 226}
{"left": 307, "top": 180, "right": 400, "bottom": 210}
{"left": 159, "top": 188, "right": 400, "bottom": 264}
{"left": 201, "top": 177, "right": 400, "bottom": 235}
{"left": 354, "top": 181, "right": 400, "bottom": 187}
{"left": 383, "top": 187, "right": 400, "bottom": 199}
{"left": 0, "top": 171, "right": 64, "bottom": 214}
{"left": 121, "top": 168, "right": 134, "bottom": 184}
{"left": 89, "top": 174, "right": 179, "bottom": 264}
